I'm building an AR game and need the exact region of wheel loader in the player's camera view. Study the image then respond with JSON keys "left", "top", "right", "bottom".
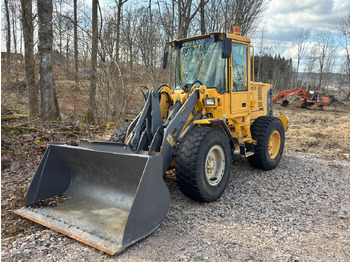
{"left": 15, "top": 27, "right": 288, "bottom": 255}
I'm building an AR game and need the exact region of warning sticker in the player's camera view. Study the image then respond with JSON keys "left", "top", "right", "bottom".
{"left": 166, "top": 134, "right": 176, "bottom": 147}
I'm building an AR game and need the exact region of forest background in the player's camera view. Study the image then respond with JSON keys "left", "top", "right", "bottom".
{"left": 1, "top": 0, "right": 350, "bottom": 124}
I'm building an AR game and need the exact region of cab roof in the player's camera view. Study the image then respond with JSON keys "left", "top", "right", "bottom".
{"left": 170, "top": 32, "right": 251, "bottom": 46}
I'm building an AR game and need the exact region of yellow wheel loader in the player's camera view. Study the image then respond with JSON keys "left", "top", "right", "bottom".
{"left": 15, "top": 28, "right": 288, "bottom": 255}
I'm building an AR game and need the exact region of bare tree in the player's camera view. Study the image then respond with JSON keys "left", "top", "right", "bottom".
{"left": 338, "top": 10, "right": 350, "bottom": 100}
{"left": 121, "top": 8, "right": 140, "bottom": 71}
{"left": 304, "top": 45, "right": 318, "bottom": 90}
{"left": 53, "top": 0, "right": 65, "bottom": 54}
{"left": 64, "top": 18, "right": 73, "bottom": 78}
{"left": 37, "top": 0, "right": 60, "bottom": 120}
{"left": 4, "top": 0, "right": 11, "bottom": 86}
{"left": 115, "top": 0, "right": 128, "bottom": 63}
{"left": 137, "top": 6, "right": 163, "bottom": 88}
{"left": 96, "top": 13, "right": 127, "bottom": 122}
{"left": 86, "top": 0, "right": 98, "bottom": 123}
{"left": 10, "top": 1, "right": 20, "bottom": 82}
{"left": 74, "top": 0, "right": 79, "bottom": 89}
{"left": 200, "top": 0, "right": 205, "bottom": 34}
{"left": 314, "top": 31, "right": 336, "bottom": 90}
{"left": 157, "top": 0, "right": 176, "bottom": 41}
{"left": 256, "top": 27, "right": 265, "bottom": 82}
{"left": 177, "top": 0, "right": 208, "bottom": 38}
{"left": 157, "top": 0, "right": 268, "bottom": 39}
{"left": 204, "top": 0, "right": 222, "bottom": 33}
{"left": 222, "top": 0, "right": 268, "bottom": 36}
{"left": 21, "top": 0, "right": 40, "bottom": 117}
{"left": 294, "top": 28, "right": 310, "bottom": 85}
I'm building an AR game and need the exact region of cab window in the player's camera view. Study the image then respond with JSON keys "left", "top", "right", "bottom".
{"left": 232, "top": 43, "right": 247, "bottom": 92}
{"left": 174, "top": 38, "right": 226, "bottom": 93}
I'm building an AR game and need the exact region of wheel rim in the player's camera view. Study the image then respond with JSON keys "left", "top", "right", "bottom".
{"left": 205, "top": 145, "right": 225, "bottom": 186}
{"left": 268, "top": 130, "right": 281, "bottom": 159}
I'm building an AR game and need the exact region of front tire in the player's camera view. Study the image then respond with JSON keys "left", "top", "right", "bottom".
{"left": 109, "top": 125, "right": 129, "bottom": 143}
{"left": 175, "top": 127, "right": 232, "bottom": 202}
{"left": 248, "top": 116, "right": 285, "bottom": 170}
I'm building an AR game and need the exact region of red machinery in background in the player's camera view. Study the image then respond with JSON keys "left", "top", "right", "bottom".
{"left": 273, "top": 88, "right": 330, "bottom": 108}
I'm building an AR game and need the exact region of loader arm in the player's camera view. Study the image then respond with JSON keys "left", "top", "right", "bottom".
{"left": 126, "top": 86, "right": 203, "bottom": 174}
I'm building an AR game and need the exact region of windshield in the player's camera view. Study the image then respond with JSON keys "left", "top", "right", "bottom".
{"left": 174, "top": 37, "right": 226, "bottom": 92}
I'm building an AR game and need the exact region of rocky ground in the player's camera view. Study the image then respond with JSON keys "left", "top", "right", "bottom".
{"left": 2, "top": 101, "right": 350, "bottom": 261}
{"left": 2, "top": 61, "right": 350, "bottom": 261}
{"left": 2, "top": 149, "right": 349, "bottom": 261}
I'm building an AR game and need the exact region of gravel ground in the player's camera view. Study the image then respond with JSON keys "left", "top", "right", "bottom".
{"left": 2, "top": 150, "right": 350, "bottom": 262}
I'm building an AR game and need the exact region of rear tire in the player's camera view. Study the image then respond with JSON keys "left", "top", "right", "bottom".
{"left": 282, "top": 100, "right": 289, "bottom": 107}
{"left": 301, "top": 102, "right": 309, "bottom": 108}
{"left": 175, "top": 127, "right": 232, "bottom": 202}
{"left": 109, "top": 125, "right": 129, "bottom": 143}
{"left": 248, "top": 116, "right": 285, "bottom": 170}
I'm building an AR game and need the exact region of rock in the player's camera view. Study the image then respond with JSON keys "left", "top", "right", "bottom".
{"left": 10, "top": 161, "right": 20, "bottom": 170}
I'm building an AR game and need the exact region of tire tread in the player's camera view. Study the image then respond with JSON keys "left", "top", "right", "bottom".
{"left": 248, "top": 116, "right": 284, "bottom": 170}
{"left": 175, "top": 127, "right": 231, "bottom": 202}
{"left": 109, "top": 125, "right": 129, "bottom": 143}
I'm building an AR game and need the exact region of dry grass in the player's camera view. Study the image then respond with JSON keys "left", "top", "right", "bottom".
{"left": 274, "top": 102, "right": 350, "bottom": 161}
{"left": 3, "top": 87, "right": 350, "bottom": 163}
{"left": 2, "top": 60, "right": 350, "bottom": 161}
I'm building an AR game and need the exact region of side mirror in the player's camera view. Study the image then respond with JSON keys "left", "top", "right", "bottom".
{"left": 162, "top": 50, "right": 168, "bottom": 69}
{"left": 222, "top": 38, "right": 232, "bottom": 59}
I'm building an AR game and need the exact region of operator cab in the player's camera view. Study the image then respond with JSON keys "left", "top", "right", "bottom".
{"left": 173, "top": 37, "right": 226, "bottom": 93}
{"left": 164, "top": 30, "right": 258, "bottom": 115}
{"left": 166, "top": 32, "right": 250, "bottom": 97}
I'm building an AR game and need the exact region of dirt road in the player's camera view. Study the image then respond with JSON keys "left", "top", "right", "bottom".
{"left": 2, "top": 150, "right": 349, "bottom": 261}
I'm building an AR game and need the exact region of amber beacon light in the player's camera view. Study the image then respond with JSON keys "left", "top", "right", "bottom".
{"left": 233, "top": 26, "right": 240, "bottom": 35}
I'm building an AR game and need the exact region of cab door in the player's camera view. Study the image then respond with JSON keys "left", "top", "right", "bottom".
{"left": 230, "top": 42, "right": 249, "bottom": 114}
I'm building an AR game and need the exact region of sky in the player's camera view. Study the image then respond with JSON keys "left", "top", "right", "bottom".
{"left": 264, "top": 0, "right": 350, "bottom": 41}
{"left": 258, "top": 0, "right": 350, "bottom": 71}
{"left": 96, "top": 0, "right": 350, "bottom": 41}
{"left": 2, "top": 0, "right": 347, "bottom": 72}
{"left": 96, "top": 0, "right": 350, "bottom": 72}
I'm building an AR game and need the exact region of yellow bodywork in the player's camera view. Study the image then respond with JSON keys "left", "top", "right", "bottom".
{"left": 278, "top": 113, "right": 288, "bottom": 131}
{"left": 159, "top": 83, "right": 276, "bottom": 145}
{"left": 158, "top": 31, "right": 288, "bottom": 161}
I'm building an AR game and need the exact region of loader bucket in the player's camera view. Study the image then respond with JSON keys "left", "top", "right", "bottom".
{"left": 14, "top": 141, "right": 170, "bottom": 255}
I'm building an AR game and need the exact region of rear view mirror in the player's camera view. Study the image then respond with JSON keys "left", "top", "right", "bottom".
{"left": 162, "top": 50, "right": 168, "bottom": 69}
{"left": 222, "top": 38, "right": 232, "bottom": 58}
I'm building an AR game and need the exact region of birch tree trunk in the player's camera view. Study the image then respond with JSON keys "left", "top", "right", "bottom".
{"left": 115, "top": 0, "right": 128, "bottom": 64}
{"left": 4, "top": 0, "right": 11, "bottom": 86}
{"left": 11, "top": 2, "right": 19, "bottom": 82}
{"left": 21, "top": 0, "right": 40, "bottom": 117}
{"left": 200, "top": 0, "right": 205, "bottom": 34}
{"left": 37, "top": 0, "right": 60, "bottom": 120}
{"left": 338, "top": 11, "right": 350, "bottom": 100}
{"left": 86, "top": 0, "right": 98, "bottom": 123}
{"left": 74, "top": 0, "right": 79, "bottom": 89}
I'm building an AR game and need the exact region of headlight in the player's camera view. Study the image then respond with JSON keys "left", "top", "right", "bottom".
{"left": 206, "top": 98, "right": 215, "bottom": 106}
